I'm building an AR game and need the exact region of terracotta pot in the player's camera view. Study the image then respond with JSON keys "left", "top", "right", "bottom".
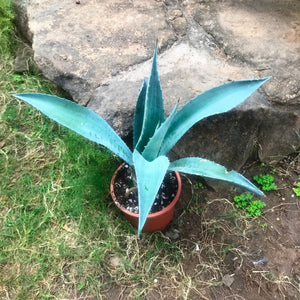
{"left": 110, "top": 163, "right": 182, "bottom": 232}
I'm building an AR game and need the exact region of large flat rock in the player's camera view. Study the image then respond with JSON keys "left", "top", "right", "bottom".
{"left": 13, "top": 0, "right": 300, "bottom": 172}
{"left": 187, "top": 0, "right": 300, "bottom": 104}
{"left": 15, "top": 0, "right": 176, "bottom": 104}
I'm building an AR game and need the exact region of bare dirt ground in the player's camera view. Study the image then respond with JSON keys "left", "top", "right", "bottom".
{"left": 172, "top": 153, "right": 300, "bottom": 300}
{"left": 100, "top": 153, "right": 299, "bottom": 300}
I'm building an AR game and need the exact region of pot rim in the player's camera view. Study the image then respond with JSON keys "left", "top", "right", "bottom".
{"left": 110, "top": 163, "right": 182, "bottom": 219}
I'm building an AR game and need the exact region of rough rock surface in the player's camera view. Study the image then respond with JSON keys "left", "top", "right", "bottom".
{"left": 13, "top": 0, "right": 300, "bottom": 172}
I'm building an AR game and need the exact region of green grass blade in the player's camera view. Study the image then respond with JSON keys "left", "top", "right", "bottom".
{"left": 0, "top": 0, "right": 14, "bottom": 56}
{"left": 133, "top": 79, "right": 147, "bottom": 149}
{"left": 136, "top": 46, "right": 165, "bottom": 152}
{"left": 159, "top": 78, "right": 270, "bottom": 156}
{"left": 133, "top": 150, "right": 169, "bottom": 235}
{"left": 169, "top": 157, "right": 264, "bottom": 196}
{"left": 13, "top": 93, "right": 133, "bottom": 164}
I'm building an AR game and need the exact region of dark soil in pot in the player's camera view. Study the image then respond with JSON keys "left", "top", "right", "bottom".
{"left": 113, "top": 164, "right": 178, "bottom": 214}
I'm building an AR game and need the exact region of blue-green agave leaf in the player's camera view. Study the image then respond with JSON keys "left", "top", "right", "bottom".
{"left": 133, "top": 150, "right": 169, "bottom": 235}
{"left": 142, "top": 103, "right": 178, "bottom": 161}
{"left": 13, "top": 93, "right": 133, "bottom": 164}
{"left": 159, "top": 78, "right": 270, "bottom": 156}
{"left": 133, "top": 79, "right": 147, "bottom": 149}
{"left": 169, "top": 157, "right": 264, "bottom": 196}
{"left": 136, "top": 46, "right": 165, "bottom": 152}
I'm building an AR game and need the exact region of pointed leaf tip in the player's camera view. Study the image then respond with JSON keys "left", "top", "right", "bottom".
{"left": 169, "top": 157, "right": 264, "bottom": 196}
{"left": 159, "top": 77, "right": 270, "bottom": 156}
{"left": 135, "top": 46, "right": 164, "bottom": 152}
{"left": 133, "top": 150, "right": 169, "bottom": 235}
{"left": 13, "top": 93, "right": 133, "bottom": 164}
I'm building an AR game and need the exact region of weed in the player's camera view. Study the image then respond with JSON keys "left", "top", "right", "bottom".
{"left": 233, "top": 193, "right": 253, "bottom": 209}
{"left": 266, "top": 272, "right": 275, "bottom": 281}
{"left": 253, "top": 174, "right": 277, "bottom": 191}
{"left": 261, "top": 222, "right": 268, "bottom": 230}
{"left": 193, "top": 182, "right": 203, "bottom": 189}
{"left": 233, "top": 193, "right": 266, "bottom": 217}
{"left": 209, "top": 224, "right": 219, "bottom": 235}
{"left": 245, "top": 200, "right": 266, "bottom": 217}
{"left": 293, "top": 182, "right": 300, "bottom": 196}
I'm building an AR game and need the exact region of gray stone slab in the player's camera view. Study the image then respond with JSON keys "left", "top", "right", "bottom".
{"left": 88, "top": 42, "right": 263, "bottom": 135}
{"left": 19, "top": 0, "right": 176, "bottom": 104}
{"left": 13, "top": 0, "right": 300, "bottom": 173}
{"left": 186, "top": 0, "right": 300, "bottom": 104}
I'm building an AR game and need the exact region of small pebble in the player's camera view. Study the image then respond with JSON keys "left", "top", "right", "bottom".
{"left": 222, "top": 274, "right": 234, "bottom": 287}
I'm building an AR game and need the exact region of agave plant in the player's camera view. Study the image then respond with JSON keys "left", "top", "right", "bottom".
{"left": 13, "top": 47, "right": 269, "bottom": 235}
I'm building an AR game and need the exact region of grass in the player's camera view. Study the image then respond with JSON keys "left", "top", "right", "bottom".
{"left": 0, "top": 0, "right": 14, "bottom": 57}
{"left": 0, "top": 3, "right": 185, "bottom": 299}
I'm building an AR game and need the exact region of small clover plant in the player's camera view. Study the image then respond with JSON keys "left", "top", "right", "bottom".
{"left": 293, "top": 182, "right": 300, "bottom": 197}
{"left": 233, "top": 193, "right": 253, "bottom": 210}
{"left": 194, "top": 182, "right": 203, "bottom": 190}
{"left": 13, "top": 46, "right": 268, "bottom": 235}
{"left": 234, "top": 193, "right": 266, "bottom": 217}
{"left": 253, "top": 174, "right": 277, "bottom": 191}
{"left": 246, "top": 200, "right": 266, "bottom": 217}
